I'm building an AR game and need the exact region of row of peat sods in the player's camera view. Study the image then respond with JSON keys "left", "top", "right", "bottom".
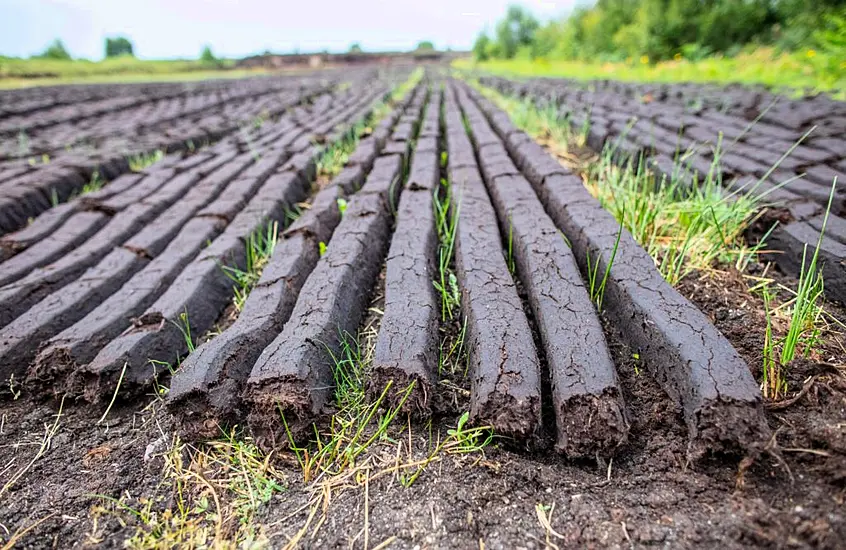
{"left": 479, "top": 75, "right": 846, "bottom": 305}
{"left": 182, "top": 70, "right": 769, "bottom": 461}
{"left": 0, "top": 71, "right": 345, "bottom": 233}
{"left": 2, "top": 68, "right": 782, "bottom": 464}
{"left": 0, "top": 67, "right": 413, "bottom": 407}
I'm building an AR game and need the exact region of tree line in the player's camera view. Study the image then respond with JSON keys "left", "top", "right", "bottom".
{"left": 473, "top": 1, "right": 846, "bottom": 63}
{"left": 34, "top": 37, "right": 220, "bottom": 63}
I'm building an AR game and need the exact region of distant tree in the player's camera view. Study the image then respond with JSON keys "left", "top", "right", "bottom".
{"left": 200, "top": 45, "right": 218, "bottom": 63}
{"left": 415, "top": 40, "right": 435, "bottom": 51}
{"left": 472, "top": 33, "right": 491, "bottom": 61}
{"left": 349, "top": 42, "right": 363, "bottom": 53}
{"left": 36, "top": 39, "right": 72, "bottom": 60}
{"left": 105, "top": 36, "right": 134, "bottom": 58}
{"left": 493, "top": 5, "right": 539, "bottom": 59}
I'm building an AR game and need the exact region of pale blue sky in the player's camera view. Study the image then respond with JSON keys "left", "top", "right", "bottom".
{"left": 1, "top": 0, "right": 578, "bottom": 60}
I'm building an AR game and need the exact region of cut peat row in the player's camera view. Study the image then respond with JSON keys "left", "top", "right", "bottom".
{"left": 0, "top": 154, "right": 225, "bottom": 275}
{"left": 458, "top": 79, "right": 770, "bottom": 456}
{"left": 167, "top": 83, "right": 424, "bottom": 438}
{"left": 1, "top": 149, "right": 284, "bottom": 386}
{"left": 443, "top": 83, "right": 542, "bottom": 443}
{"left": 478, "top": 75, "right": 846, "bottom": 303}
{"left": 0, "top": 83, "right": 389, "bottom": 329}
{"left": 0, "top": 148, "right": 249, "bottom": 329}
{"left": 243, "top": 88, "right": 428, "bottom": 448}
{"left": 454, "top": 84, "right": 629, "bottom": 458}
{"left": 67, "top": 81, "right": 405, "bottom": 402}
{"left": 367, "top": 87, "right": 442, "bottom": 416}
{"left": 0, "top": 70, "right": 387, "bottom": 235}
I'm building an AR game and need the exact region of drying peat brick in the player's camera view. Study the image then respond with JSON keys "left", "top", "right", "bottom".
{"left": 444, "top": 88, "right": 541, "bottom": 443}
{"left": 72, "top": 171, "right": 309, "bottom": 401}
{"left": 459, "top": 96, "right": 628, "bottom": 457}
{"left": 807, "top": 212, "right": 846, "bottom": 245}
{"left": 96, "top": 168, "right": 182, "bottom": 212}
{"left": 0, "top": 202, "right": 79, "bottom": 261}
{"left": 27, "top": 169, "right": 274, "bottom": 394}
{"left": 243, "top": 154, "right": 403, "bottom": 448}
{"left": 368, "top": 137, "right": 440, "bottom": 415}
{"left": 167, "top": 99, "right": 413, "bottom": 437}
{"left": 347, "top": 137, "right": 379, "bottom": 171}
{"left": 0, "top": 169, "right": 206, "bottom": 327}
{"left": 0, "top": 172, "right": 85, "bottom": 233}
{"left": 467, "top": 81, "right": 769, "bottom": 457}
{"left": 769, "top": 221, "right": 846, "bottom": 304}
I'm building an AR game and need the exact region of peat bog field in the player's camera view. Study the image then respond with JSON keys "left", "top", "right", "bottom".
{"left": 0, "top": 65, "right": 844, "bottom": 548}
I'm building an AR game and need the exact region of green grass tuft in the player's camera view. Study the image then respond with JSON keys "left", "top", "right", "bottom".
{"left": 128, "top": 150, "right": 164, "bottom": 172}
{"left": 432, "top": 178, "right": 461, "bottom": 321}
{"left": 221, "top": 220, "right": 279, "bottom": 312}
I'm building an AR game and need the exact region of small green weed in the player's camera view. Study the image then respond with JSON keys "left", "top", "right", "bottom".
{"left": 438, "top": 316, "right": 468, "bottom": 377}
{"left": 506, "top": 217, "right": 516, "bottom": 275}
{"left": 317, "top": 123, "right": 363, "bottom": 178}
{"left": 128, "top": 150, "right": 164, "bottom": 172}
{"left": 780, "top": 182, "right": 836, "bottom": 366}
{"left": 585, "top": 214, "right": 623, "bottom": 310}
{"left": 171, "top": 310, "right": 196, "bottom": 354}
{"left": 283, "top": 330, "right": 415, "bottom": 482}
{"left": 399, "top": 412, "right": 494, "bottom": 487}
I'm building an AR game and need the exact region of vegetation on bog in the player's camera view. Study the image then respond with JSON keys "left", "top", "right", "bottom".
{"left": 0, "top": 57, "right": 263, "bottom": 89}
{"left": 758, "top": 181, "right": 840, "bottom": 400}
{"left": 91, "top": 430, "right": 285, "bottom": 548}
{"left": 457, "top": 50, "right": 846, "bottom": 97}
{"left": 467, "top": 2, "right": 846, "bottom": 93}
{"left": 0, "top": 33, "right": 245, "bottom": 88}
